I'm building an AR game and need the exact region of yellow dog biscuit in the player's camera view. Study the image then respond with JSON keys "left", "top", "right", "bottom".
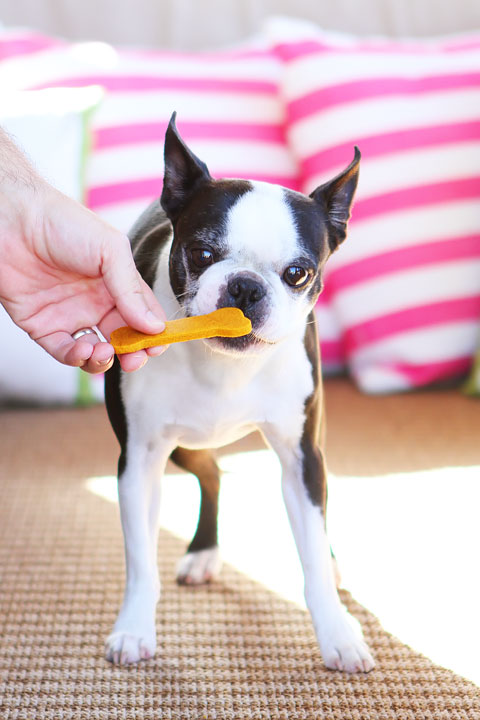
{"left": 111, "top": 307, "right": 252, "bottom": 354}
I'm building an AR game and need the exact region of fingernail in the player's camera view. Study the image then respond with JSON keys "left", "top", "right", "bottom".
{"left": 98, "top": 355, "right": 114, "bottom": 366}
{"left": 147, "top": 346, "right": 167, "bottom": 357}
{"left": 129, "top": 353, "right": 148, "bottom": 370}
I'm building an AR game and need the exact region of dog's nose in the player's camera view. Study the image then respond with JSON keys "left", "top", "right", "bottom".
{"left": 227, "top": 276, "right": 266, "bottom": 311}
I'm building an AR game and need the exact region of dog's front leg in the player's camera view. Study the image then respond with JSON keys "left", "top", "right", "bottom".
{"left": 265, "top": 427, "right": 374, "bottom": 673}
{"left": 105, "top": 442, "right": 170, "bottom": 665}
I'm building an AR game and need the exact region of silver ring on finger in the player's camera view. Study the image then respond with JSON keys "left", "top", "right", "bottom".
{"left": 72, "top": 327, "right": 99, "bottom": 341}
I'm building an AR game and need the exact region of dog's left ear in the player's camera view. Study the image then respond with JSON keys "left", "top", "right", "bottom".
{"left": 161, "top": 112, "right": 212, "bottom": 222}
{"left": 310, "top": 147, "right": 361, "bottom": 251}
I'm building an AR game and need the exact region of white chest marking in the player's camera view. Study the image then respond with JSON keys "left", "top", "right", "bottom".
{"left": 120, "top": 328, "right": 313, "bottom": 451}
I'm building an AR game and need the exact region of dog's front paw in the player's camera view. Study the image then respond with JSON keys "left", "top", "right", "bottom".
{"left": 318, "top": 610, "right": 375, "bottom": 673}
{"left": 105, "top": 630, "right": 156, "bottom": 665}
{"left": 176, "top": 546, "right": 222, "bottom": 585}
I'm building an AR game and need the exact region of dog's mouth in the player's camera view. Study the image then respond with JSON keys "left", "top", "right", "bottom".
{"left": 249, "top": 331, "right": 277, "bottom": 346}
{"left": 182, "top": 308, "right": 274, "bottom": 347}
{"left": 206, "top": 329, "right": 277, "bottom": 354}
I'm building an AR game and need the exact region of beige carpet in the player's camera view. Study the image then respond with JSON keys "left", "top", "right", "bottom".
{"left": 0, "top": 378, "right": 479, "bottom": 719}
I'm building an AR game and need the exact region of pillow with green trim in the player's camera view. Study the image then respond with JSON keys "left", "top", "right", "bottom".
{"left": 0, "top": 87, "right": 104, "bottom": 406}
{"left": 463, "top": 348, "right": 480, "bottom": 395}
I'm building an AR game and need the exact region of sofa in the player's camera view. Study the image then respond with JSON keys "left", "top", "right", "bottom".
{"left": 0, "top": 1, "right": 480, "bottom": 716}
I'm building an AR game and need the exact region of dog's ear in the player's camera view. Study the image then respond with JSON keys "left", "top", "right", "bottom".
{"left": 161, "top": 112, "right": 212, "bottom": 222}
{"left": 310, "top": 147, "right": 361, "bottom": 252}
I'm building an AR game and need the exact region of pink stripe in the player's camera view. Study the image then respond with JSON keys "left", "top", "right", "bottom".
{"left": 0, "top": 33, "right": 63, "bottom": 60}
{"left": 352, "top": 177, "right": 480, "bottom": 223}
{"left": 274, "top": 37, "right": 480, "bottom": 61}
{"left": 320, "top": 339, "right": 345, "bottom": 368}
{"left": 442, "top": 37, "right": 480, "bottom": 52}
{"left": 94, "top": 121, "right": 285, "bottom": 150}
{"left": 289, "top": 73, "right": 480, "bottom": 123}
{"left": 324, "top": 235, "right": 480, "bottom": 298}
{"left": 32, "top": 75, "right": 277, "bottom": 94}
{"left": 87, "top": 178, "right": 162, "bottom": 208}
{"left": 302, "top": 121, "right": 480, "bottom": 179}
{"left": 344, "top": 296, "right": 480, "bottom": 352}
{"left": 390, "top": 356, "right": 472, "bottom": 386}
{"left": 87, "top": 173, "right": 300, "bottom": 208}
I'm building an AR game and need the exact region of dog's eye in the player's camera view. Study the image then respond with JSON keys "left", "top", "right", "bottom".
{"left": 191, "top": 247, "right": 214, "bottom": 268}
{"left": 283, "top": 265, "right": 312, "bottom": 288}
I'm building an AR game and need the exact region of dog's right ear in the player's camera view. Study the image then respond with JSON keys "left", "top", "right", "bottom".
{"left": 310, "top": 147, "right": 361, "bottom": 252}
{"left": 160, "top": 112, "right": 212, "bottom": 222}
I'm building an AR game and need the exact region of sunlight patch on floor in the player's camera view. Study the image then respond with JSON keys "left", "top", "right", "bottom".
{"left": 327, "top": 465, "right": 480, "bottom": 686}
{"left": 86, "top": 450, "right": 304, "bottom": 606}
{"left": 86, "top": 452, "right": 480, "bottom": 686}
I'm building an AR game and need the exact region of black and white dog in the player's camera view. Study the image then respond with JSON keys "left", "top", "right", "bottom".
{"left": 104, "top": 114, "right": 374, "bottom": 673}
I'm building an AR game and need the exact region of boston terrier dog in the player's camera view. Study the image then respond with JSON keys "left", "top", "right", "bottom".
{"left": 104, "top": 113, "right": 374, "bottom": 673}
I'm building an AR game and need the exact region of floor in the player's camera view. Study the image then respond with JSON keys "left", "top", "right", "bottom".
{"left": 82, "top": 377, "right": 480, "bottom": 685}
{"left": 1, "top": 376, "right": 480, "bottom": 699}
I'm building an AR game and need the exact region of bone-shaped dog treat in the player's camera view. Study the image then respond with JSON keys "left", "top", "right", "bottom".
{"left": 110, "top": 307, "right": 252, "bottom": 354}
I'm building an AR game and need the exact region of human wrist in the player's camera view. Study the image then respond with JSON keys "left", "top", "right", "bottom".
{"left": 0, "top": 128, "right": 53, "bottom": 246}
{"left": 0, "top": 127, "right": 43, "bottom": 195}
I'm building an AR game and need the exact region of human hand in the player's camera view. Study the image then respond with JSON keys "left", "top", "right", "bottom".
{"left": 0, "top": 131, "right": 166, "bottom": 374}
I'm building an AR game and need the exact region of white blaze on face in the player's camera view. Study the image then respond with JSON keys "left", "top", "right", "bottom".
{"left": 226, "top": 182, "right": 300, "bottom": 268}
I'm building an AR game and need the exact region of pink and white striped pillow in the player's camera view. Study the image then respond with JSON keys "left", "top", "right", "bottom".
{"left": 269, "top": 18, "right": 480, "bottom": 392}
{"left": 0, "top": 29, "right": 298, "bottom": 231}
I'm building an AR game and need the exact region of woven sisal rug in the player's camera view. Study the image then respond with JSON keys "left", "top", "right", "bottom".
{"left": 0, "top": 395, "right": 479, "bottom": 719}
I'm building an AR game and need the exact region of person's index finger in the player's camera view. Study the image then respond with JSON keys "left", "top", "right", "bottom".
{"left": 101, "top": 237, "right": 165, "bottom": 334}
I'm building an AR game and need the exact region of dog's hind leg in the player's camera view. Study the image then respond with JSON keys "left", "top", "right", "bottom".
{"left": 171, "top": 447, "right": 222, "bottom": 585}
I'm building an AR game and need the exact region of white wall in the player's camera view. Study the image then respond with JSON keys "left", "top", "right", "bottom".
{"left": 0, "top": 0, "right": 479, "bottom": 48}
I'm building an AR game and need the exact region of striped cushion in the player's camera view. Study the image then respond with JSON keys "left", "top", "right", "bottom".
{"left": 0, "top": 30, "right": 298, "bottom": 233}
{"left": 269, "top": 18, "right": 480, "bottom": 392}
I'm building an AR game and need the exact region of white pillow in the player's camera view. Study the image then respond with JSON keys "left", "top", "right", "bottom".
{"left": 0, "top": 87, "right": 104, "bottom": 405}
{"left": 2, "top": 86, "right": 102, "bottom": 200}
